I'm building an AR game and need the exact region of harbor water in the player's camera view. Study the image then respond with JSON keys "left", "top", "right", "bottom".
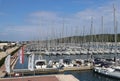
{"left": 64, "top": 70, "right": 119, "bottom": 81}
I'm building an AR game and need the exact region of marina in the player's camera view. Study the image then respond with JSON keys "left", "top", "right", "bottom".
{"left": 0, "top": 0, "right": 120, "bottom": 81}
{"left": 2, "top": 47, "right": 120, "bottom": 80}
{"left": 0, "top": 43, "right": 120, "bottom": 81}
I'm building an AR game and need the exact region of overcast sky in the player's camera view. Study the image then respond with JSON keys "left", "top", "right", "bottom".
{"left": 0, "top": 0, "right": 120, "bottom": 41}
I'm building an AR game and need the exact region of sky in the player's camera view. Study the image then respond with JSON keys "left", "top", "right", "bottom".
{"left": 0, "top": 0, "right": 120, "bottom": 41}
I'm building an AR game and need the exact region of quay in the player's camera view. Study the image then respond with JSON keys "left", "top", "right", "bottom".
{"left": 0, "top": 74, "right": 79, "bottom": 81}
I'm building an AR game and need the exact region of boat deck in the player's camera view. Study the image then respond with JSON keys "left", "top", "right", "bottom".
{"left": 109, "top": 71, "right": 120, "bottom": 78}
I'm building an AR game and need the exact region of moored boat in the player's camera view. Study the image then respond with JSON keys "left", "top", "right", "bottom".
{"left": 35, "top": 59, "right": 47, "bottom": 69}
{"left": 94, "top": 66, "right": 120, "bottom": 79}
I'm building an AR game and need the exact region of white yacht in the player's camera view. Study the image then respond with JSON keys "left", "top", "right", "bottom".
{"left": 48, "top": 60, "right": 60, "bottom": 68}
{"left": 35, "top": 59, "right": 47, "bottom": 69}
{"left": 63, "top": 59, "right": 74, "bottom": 67}
{"left": 44, "top": 51, "right": 50, "bottom": 55}
{"left": 94, "top": 66, "right": 120, "bottom": 79}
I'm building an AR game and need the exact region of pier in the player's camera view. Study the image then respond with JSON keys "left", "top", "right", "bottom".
{"left": 9, "top": 65, "right": 93, "bottom": 76}
{"left": 63, "top": 65, "right": 93, "bottom": 71}
{"left": 11, "top": 68, "right": 64, "bottom": 75}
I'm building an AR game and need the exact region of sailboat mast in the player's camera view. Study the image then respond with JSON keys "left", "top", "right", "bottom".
{"left": 113, "top": 4, "right": 118, "bottom": 62}
{"left": 90, "top": 17, "right": 93, "bottom": 43}
{"left": 88, "top": 17, "right": 93, "bottom": 59}
{"left": 113, "top": 5, "right": 117, "bottom": 47}
{"left": 101, "top": 16, "right": 104, "bottom": 42}
{"left": 101, "top": 16, "right": 105, "bottom": 55}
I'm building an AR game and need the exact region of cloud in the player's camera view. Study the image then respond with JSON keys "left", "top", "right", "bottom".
{"left": 27, "top": 11, "right": 63, "bottom": 26}
{"left": 30, "top": 11, "right": 58, "bottom": 19}
{"left": 0, "top": 25, "right": 40, "bottom": 41}
{"left": 26, "top": 11, "right": 65, "bottom": 37}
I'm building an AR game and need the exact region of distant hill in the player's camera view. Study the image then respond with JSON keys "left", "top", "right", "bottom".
{"left": 53, "top": 34, "right": 120, "bottom": 43}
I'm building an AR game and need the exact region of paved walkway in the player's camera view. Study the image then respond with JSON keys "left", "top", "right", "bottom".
{"left": 0, "top": 74, "right": 79, "bottom": 81}
{"left": 0, "top": 46, "right": 19, "bottom": 60}
{"left": 56, "top": 74, "right": 79, "bottom": 81}
{"left": 0, "top": 76, "right": 59, "bottom": 81}
{"left": 0, "top": 46, "right": 19, "bottom": 78}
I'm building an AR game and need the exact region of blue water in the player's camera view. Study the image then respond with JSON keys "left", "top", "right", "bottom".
{"left": 14, "top": 54, "right": 120, "bottom": 81}
{"left": 64, "top": 70, "right": 119, "bottom": 81}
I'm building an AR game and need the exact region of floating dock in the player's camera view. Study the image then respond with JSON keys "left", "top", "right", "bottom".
{"left": 63, "top": 65, "right": 93, "bottom": 71}
{"left": 11, "top": 68, "right": 64, "bottom": 75}
{"left": 10, "top": 65, "right": 93, "bottom": 76}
